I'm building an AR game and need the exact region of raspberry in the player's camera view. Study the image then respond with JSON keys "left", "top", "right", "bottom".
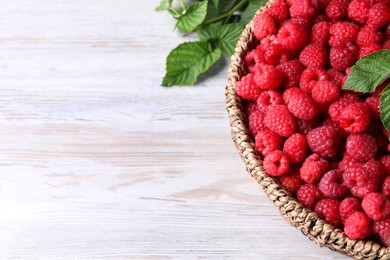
{"left": 256, "top": 89, "right": 283, "bottom": 113}
{"left": 296, "top": 118, "right": 321, "bottom": 135}
{"left": 264, "top": 105, "right": 296, "bottom": 137}
{"left": 366, "top": 93, "right": 381, "bottom": 119}
{"left": 346, "top": 134, "right": 377, "bottom": 162}
{"left": 307, "top": 126, "right": 340, "bottom": 159}
{"left": 235, "top": 73, "right": 261, "bottom": 101}
{"left": 243, "top": 101, "right": 258, "bottom": 115}
{"left": 299, "top": 43, "right": 328, "bottom": 68}
{"left": 266, "top": 0, "right": 289, "bottom": 24}
{"left": 291, "top": 17, "right": 313, "bottom": 32}
{"left": 283, "top": 133, "right": 308, "bottom": 163}
{"left": 311, "top": 21, "right": 330, "bottom": 45}
{"left": 262, "top": 44, "right": 284, "bottom": 65}
{"left": 367, "top": 3, "right": 390, "bottom": 30}
{"left": 382, "top": 177, "right": 390, "bottom": 198}
{"left": 255, "top": 129, "right": 283, "bottom": 156}
{"left": 244, "top": 49, "right": 263, "bottom": 73}
{"left": 384, "top": 40, "right": 390, "bottom": 50}
{"left": 322, "top": 117, "right": 348, "bottom": 137}
{"left": 347, "top": 0, "right": 370, "bottom": 24}
{"left": 299, "top": 67, "right": 329, "bottom": 94}
{"left": 283, "top": 87, "right": 319, "bottom": 120}
{"left": 330, "top": 41, "right": 359, "bottom": 71}
{"left": 339, "top": 102, "right": 371, "bottom": 134}
{"left": 327, "top": 68, "right": 347, "bottom": 88}
{"left": 359, "top": 44, "right": 382, "bottom": 59}
{"left": 379, "top": 155, "right": 390, "bottom": 176}
{"left": 344, "top": 211, "right": 371, "bottom": 239}
{"left": 289, "top": 0, "right": 317, "bottom": 19}
{"left": 311, "top": 80, "right": 340, "bottom": 104}
{"left": 326, "top": 0, "right": 350, "bottom": 20}
{"left": 278, "top": 168, "right": 304, "bottom": 193}
{"left": 339, "top": 154, "right": 364, "bottom": 170}
{"left": 263, "top": 150, "right": 291, "bottom": 176}
{"left": 373, "top": 219, "right": 390, "bottom": 246}
{"left": 356, "top": 26, "right": 383, "bottom": 48}
{"left": 276, "top": 60, "right": 305, "bottom": 88}
{"left": 362, "top": 192, "right": 390, "bottom": 220}
{"left": 253, "top": 12, "right": 278, "bottom": 40}
{"left": 253, "top": 63, "right": 283, "bottom": 90}
{"left": 329, "top": 22, "right": 360, "bottom": 46}
{"left": 340, "top": 197, "right": 363, "bottom": 222}
{"left": 319, "top": 170, "right": 348, "bottom": 198}
{"left": 314, "top": 198, "right": 342, "bottom": 227}
{"left": 300, "top": 153, "right": 330, "bottom": 183}
{"left": 343, "top": 165, "right": 380, "bottom": 198}
{"left": 310, "top": 0, "right": 331, "bottom": 10}
{"left": 248, "top": 110, "right": 267, "bottom": 136}
{"left": 297, "top": 183, "right": 322, "bottom": 209}
{"left": 277, "top": 21, "right": 309, "bottom": 50}
{"left": 328, "top": 93, "right": 360, "bottom": 122}
{"left": 312, "top": 14, "right": 329, "bottom": 24}
{"left": 257, "top": 35, "right": 279, "bottom": 52}
{"left": 365, "top": 160, "right": 385, "bottom": 183}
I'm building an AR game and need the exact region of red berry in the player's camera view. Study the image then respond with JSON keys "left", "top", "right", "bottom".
{"left": 307, "top": 126, "right": 340, "bottom": 159}
{"left": 299, "top": 67, "right": 329, "bottom": 94}
{"left": 253, "top": 12, "right": 278, "bottom": 40}
{"left": 356, "top": 26, "right": 383, "bottom": 48}
{"left": 379, "top": 155, "right": 390, "bottom": 176}
{"left": 235, "top": 73, "right": 261, "bottom": 101}
{"left": 278, "top": 168, "right": 304, "bottom": 193}
{"left": 296, "top": 118, "right": 321, "bottom": 135}
{"left": 314, "top": 198, "right": 342, "bottom": 227}
{"left": 330, "top": 41, "right": 359, "bottom": 71}
{"left": 277, "top": 20, "right": 309, "bottom": 50}
{"left": 343, "top": 163, "right": 381, "bottom": 198}
{"left": 311, "top": 21, "right": 330, "bottom": 45}
{"left": 346, "top": 134, "right": 377, "bottom": 162}
{"left": 382, "top": 176, "right": 390, "bottom": 198}
{"left": 359, "top": 44, "right": 382, "bottom": 59}
{"left": 319, "top": 169, "right": 348, "bottom": 198}
{"left": 299, "top": 43, "right": 328, "bottom": 68}
{"left": 283, "top": 133, "right": 308, "bottom": 163}
{"left": 328, "top": 93, "right": 360, "bottom": 122}
{"left": 263, "top": 150, "right": 291, "bottom": 176}
{"left": 248, "top": 110, "right": 267, "bottom": 136}
{"left": 367, "top": 3, "right": 390, "bottom": 30}
{"left": 311, "top": 80, "right": 340, "bottom": 104}
{"left": 276, "top": 59, "right": 305, "bottom": 88}
{"left": 300, "top": 153, "right": 330, "bottom": 183}
{"left": 255, "top": 130, "right": 283, "bottom": 156}
{"left": 329, "top": 21, "right": 360, "bottom": 46}
{"left": 244, "top": 49, "right": 264, "bottom": 73}
{"left": 297, "top": 183, "right": 323, "bottom": 209}
{"left": 243, "top": 101, "right": 258, "bottom": 115}
{"left": 344, "top": 211, "right": 371, "bottom": 239}
{"left": 340, "top": 197, "right": 362, "bottom": 222}
{"left": 327, "top": 68, "right": 347, "bottom": 88}
{"left": 283, "top": 87, "right": 319, "bottom": 120}
{"left": 339, "top": 102, "right": 371, "bottom": 134}
{"left": 366, "top": 93, "right": 381, "bottom": 119}
{"left": 254, "top": 63, "right": 283, "bottom": 89}
{"left": 373, "top": 219, "right": 390, "bottom": 246}
{"left": 326, "top": 0, "right": 350, "bottom": 20}
{"left": 347, "top": 0, "right": 370, "bottom": 24}
{"left": 262, "top": 44, "right": 284, "bottom": 65}
{"left": 289, "top": 0, "right": 317, "bottom": 19}
{"left": 312, "top": 14, "right": 329, "bottom": 24}
{"left": 384, "top": 40, "right": 390, "bottom": 50}
{"left": 264, "top": 105, "right": 296, "bottom": 137}
{"left": 266, "top": 0, "right": 289, "bottom": 24}
{"left": 362, "top": 192, "right": 390, "bottom": 220}
{"left": 256, "top": 89, "right": 283, "bottom": 113}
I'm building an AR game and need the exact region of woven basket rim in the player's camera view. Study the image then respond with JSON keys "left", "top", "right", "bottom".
{"left": 225, "top": 1, "right": 390, "bottom": 259}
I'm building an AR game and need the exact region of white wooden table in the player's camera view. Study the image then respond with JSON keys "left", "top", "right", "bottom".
{"left": 0, "top": 1, "right": 348, "bottom": 259}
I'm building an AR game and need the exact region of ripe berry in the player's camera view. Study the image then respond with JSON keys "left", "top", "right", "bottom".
{"left": 311, "top": 80, "right": 340, "bottom": 104}
{"left": 307, "top": 126, "right": 340, "bottom": 159}
{"left": 343, "top": 164, "right": 380, "bottom": 198}
{"left": 339, "top": 154, "right": 364, "bottom": 171}
{"left": 263, "top": 150, "right": 291, "bottom": 176}
{"left": 329, "top": 22, "right": 360, "bottom": 46}
{"left": 297, "top": 183, "right": 322, "bottom": 209}
{"left": 362, "top": 192, "right": 390, "bottom": 220}
{"left": 330, "top": 41, "right": 359, "bottom": 71}
{"left": 296, "top": 118, "right": 321, "bottom": 135}
{"left": 366, "top": 93, "right": 381, "bottom": 119}
{"left": 300, "top": 153, "right": 330, "bottom": 183}
{"left": 266, "top": 0, "right": 289, "bottom": 24}
{"left": 326, "top": 0, "right": 350, "bottom": 20}
{"left": 328, "top": 93, "right": 360, "bottom": 122}
{"left": 319, "top": 170, "right": 348, "bottom": 198}
{"left": 256, "top": 89, "right": 283, "bottom": 113}
{"left": 314, "top": 198, "right": 342, "bottom": 227}
{"left": 359, "top": 44, "right": 382, "bottom": 59}
{"left": 347, "top": 0, "right": 370, "bottom": 24}
{"left": 248, "top": 110, "right": 267, "bottom": 136}
{"left": 283, "top": 87, "right": 319, "bottom": 120}
{"left": 244, "top": 49, "right": 264, "bottom": 74}
{"left": 262, "top": 44, "right": 284, "bottom": 65}
{"left": 264, "top": 105, "right": 296, "bottom": 137}
{"left": 344, "top": 211, "right": 371, "bottom": 239}
{"left": 254, "top": 12, "right": 278, "bottom": 40}
{"left": 277, "top": 21, "right": 309, "bottom": 50}
{"left": 255, "top": 129, "right": 283, "bottom": 156}
{"left": 373, "top": 219, "right": 390, "bottom": 247}
{"left": 299, "top": 67, "right": 329, "bottom": 94}
{"left": 356, "top": 26, "right": 383, "bottom": 48}
{"left": 346, "top": 134, "right": 377, "bottom": 162}
{"left": 278, "top": 168, "right": 304, "bottom": 193}
{"left": 340, "top": 197, "right": 362, "bottom": 222}
{"left": 254, "top": 63, "right": 283, "bottom": 90}
{"left": 327, "top": 68, "right": 346, "bottom": 88}
{"left": 289, "top": 0, "right": 317, "bottom": 19}
{"left": 235, "top": 73, "right": 261, "bottom": 101}
{"left": 367, "top": 3, "right": 390, "bottom": 30}
{"left": 379, "top": 155, "right": 390, "bottom": 176}
{"left": 339, "top": 102, "right": 371, "bottom": 134}
{"left": 299, "top": 43, "right": 328, "bottom": 68}
{"left": 276, "top": 59, "right": 305, "bottom": 88}
{"left": 283, "top": 133, "right": 308, "bottom": 163}
{"left": 382, "top": 177, "right": 390, "bottom": 198}
{"left": 311, "top": 21, "right": 330, "bottom": 45}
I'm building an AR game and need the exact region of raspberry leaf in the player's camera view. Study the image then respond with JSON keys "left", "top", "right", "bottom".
{"left": 162, "top": 42, "right": 222, "bottom": 87}
{"left": 380, "top": 84, "right": 390, "bottom": 137}
{"left": 155, "top": 0, "right": 173, "bottom": 11}
{"left": 240, "top": 0, "right": 267, "bottom": 25}
{"left": 342, "top": 50, "right": 390, "bottom": 93}
{"left": 198, "top": 23, "right": 244, "bottom": 55}
{"left": 176, "top": 1, "right": 208, "bottom": 32}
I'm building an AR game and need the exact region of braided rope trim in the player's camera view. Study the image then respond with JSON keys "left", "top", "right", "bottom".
{"left": 225, "top": 1, "right": 390, "bottom": 259}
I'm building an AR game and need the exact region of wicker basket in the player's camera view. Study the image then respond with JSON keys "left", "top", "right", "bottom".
{"left": 225, "top": 1, "right": 390, "bottom": 259}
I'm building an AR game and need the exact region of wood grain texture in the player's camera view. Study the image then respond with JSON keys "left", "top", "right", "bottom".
{"left": 0, "top": 1, "right": 348, "bottom": 259}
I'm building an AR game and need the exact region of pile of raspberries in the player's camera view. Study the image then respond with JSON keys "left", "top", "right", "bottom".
{"left": 235, "top": 0, "right": 390, "bottom": 245}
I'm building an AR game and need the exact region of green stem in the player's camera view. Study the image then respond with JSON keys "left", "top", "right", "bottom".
{"left": 178, "top": 0, "right": 186, "bottom": 11}
{"left": 202, "top": 0, "right": 249, "bottom": 26}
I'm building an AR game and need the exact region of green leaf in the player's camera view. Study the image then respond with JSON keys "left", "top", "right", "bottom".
{"left": 198, "top": 23, "right": 244, "bottom": 55}
{"left": 240, "top": 0, "right": 267, "bottom": 25}
{"left": 342, "top": 50, "right": 390, "bottom": 93}
{"left": 176, "top": 1, "right": 208, "bottom": 32}
{"left": 162, "top": 42, "right": 222, "bottom": 86}
{"left": 218, "top": 0, "right": 239, "bottom": 14}
{"left": 380, "top": 84, "right": 390, "bottom": 138}
{"left": 155, "top": 0, "right": 173, "bottom": 11}
{"left": 206, "top": 0, "right": 218, "bottom": 20}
